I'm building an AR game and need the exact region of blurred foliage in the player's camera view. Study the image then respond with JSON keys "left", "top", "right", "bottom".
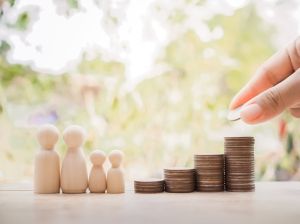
{"left": 8, "top": 0, "right": 15, "bottom": 7}
{"left": 0, "top": 41, "right": 10, "bottom": 55}
{"left": 15, "top": 12, "right": 30, "bottom": 30}
{"left": 0, "top": 1, "right": 300, "bottom": 182}
{"left": 67, "top": 0, "right": 79, "bottom": 9}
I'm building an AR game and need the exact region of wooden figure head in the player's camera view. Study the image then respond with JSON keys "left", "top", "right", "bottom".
{"left": 108, "top": 150, "right": 124, "bottom": 168}
{"left": 37, "top": 124, "right": 59, "bottom": 150}
{"left": 90, "top": 150, "right": 106, "bottom": 166}
{"left": 63, "top": 125, "right": 86, "bottom": 149}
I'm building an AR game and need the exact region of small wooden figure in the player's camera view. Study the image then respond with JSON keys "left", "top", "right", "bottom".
{"left": 88, "top": 150, "right": 107, "bottom": 193}
{"left": 34, "top": 124, "right": 60, "bottom": 194}
{"left": 60, "top": 125, "right": 88, "bottom": 194}
{"left": 107, "top": 150, "right": 125, "bottom": 194}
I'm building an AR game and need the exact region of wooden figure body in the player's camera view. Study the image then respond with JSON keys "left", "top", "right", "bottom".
{"left": 88, "top": 150, "right": 107, "bottom": 193}
{"left": 107, "top": 150, "right": 125, "bottom": 194}
{"left": 61, "top": 125, "right": 88, "bottom": 194}
{"left": 34, "top": 124, "right": 60, "bottom": 194}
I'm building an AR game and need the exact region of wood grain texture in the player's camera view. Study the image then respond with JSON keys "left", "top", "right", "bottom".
{"left": 0, "top": 182, "right": 300, "bottom": 224}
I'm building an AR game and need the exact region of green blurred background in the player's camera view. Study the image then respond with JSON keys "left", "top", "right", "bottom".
{"left": 1, "top": 0, "right": 300, "bottom": 183}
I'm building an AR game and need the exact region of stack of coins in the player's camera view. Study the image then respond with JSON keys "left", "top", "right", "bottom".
{"left": 194, "top": 154, "right": 224, "bottom": 192}
{"left": 164, "top": 168, "right": 196, "bottom": 193}
{"left": 134, "top": 178, "right": 165, "bottom": 193}
{"left": 224, "top": 136, "right": 255, "bottom": 192}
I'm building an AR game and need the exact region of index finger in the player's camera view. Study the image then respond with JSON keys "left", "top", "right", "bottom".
{"left": 229, "top": 39, "right": 299, "bottom": 110}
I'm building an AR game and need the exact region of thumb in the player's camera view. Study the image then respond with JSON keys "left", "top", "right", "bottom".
{"left": 240, "top": 69, "right": 300, "bottom": 124}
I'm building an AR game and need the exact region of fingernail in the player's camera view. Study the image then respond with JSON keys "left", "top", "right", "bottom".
{"left": 241, "top": 104, "right": 263, "bottom": 122}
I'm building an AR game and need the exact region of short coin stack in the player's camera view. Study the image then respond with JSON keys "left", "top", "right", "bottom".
{"left": 164, "top": 168, "right": 196, "bottom": 193}
{"left": 134, "top": 178, "right": 165, "bottom": 193}
{"left": 194, "top": 154, "right": 224, "bottom": 192}
{"left": 224, "top": 137, "right": 255, "bottom": 192}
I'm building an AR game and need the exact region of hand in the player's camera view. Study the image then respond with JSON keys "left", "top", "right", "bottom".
{"left": 229, "top": 37, "right": 300, "bottom": 124}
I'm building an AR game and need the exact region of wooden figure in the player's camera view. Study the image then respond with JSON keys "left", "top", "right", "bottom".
{"left": 107, "top": 150, "right": 125, "bottom": 194}
{"left": 34, "top": 124, "right": 60, "bottom": 194}
{"left": 88, "top": 150, "right": 107, "bottom": 193}
{"left": 60, "top": 125, "right": 88, "bottom": 194}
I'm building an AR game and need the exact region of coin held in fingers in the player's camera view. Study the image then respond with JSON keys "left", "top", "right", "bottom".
{"left": 227, "top": 106, "right": 243, "bottom": 121}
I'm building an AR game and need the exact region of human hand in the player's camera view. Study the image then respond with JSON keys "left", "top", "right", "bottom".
{"left": 229, "top": 37, "right": 300, "bottom": 124}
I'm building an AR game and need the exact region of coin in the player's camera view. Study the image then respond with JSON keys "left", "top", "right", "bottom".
{"left": 227, "top": 106, "right": 243, "bottom": 121}
{"left": 134, "top": 178, "right": 165, "bottom": 193}
{"left": 194, "top": 154, "right": 225, "bottom": 192}
{"left": 164, "top": 167, "right": 196, "bottom": 193}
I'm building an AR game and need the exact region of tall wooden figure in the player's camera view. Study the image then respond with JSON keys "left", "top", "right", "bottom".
{"left": 88, "top": 150, "right": 107, "bottom": 193}
{"left": 34, "top": 124, "right": 60, "bottom": 194}
{"left": 61, "top": 125, "right": 88, "bottom": 194}
{"left": 107, "top": 150, "right": 125, "bottom": 194}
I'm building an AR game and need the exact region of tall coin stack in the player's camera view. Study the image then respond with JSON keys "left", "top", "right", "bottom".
{"left": 224, "top": 137, "right": 255, "bottom": 192}
{"left": 164, "top": 168, "right": 196, "bottom": 193}
{"left": 194, "top": 154, "right": 224, "bottom": 192}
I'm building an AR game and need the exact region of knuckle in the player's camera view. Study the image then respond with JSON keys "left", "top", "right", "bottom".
{"left": 263, "top": 87, "right": 285, "bottom": 112}
{"left": 259, "top": 65, "right": 276, "bottom": 85}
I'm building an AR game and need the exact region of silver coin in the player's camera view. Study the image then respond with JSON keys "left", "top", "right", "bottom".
{"left": 227, "top": 106, "right": 243, "bottom": 121}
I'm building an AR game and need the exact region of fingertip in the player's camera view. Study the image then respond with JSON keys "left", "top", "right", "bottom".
{"left": 240, "top": 118, "right": 257, "bottom": 125}
{"left": 290, "top": 108, "right": 300, "bottom": 118}
{"left": 240, "top": 104, "right": 263, "bottom": 124}
{"left": 229, "top": 100, "right": 238, "bottom": 110}
{"left": 228, "top": 86, "right": 253, "bottom": 110}
{"left": 229, "top": 95, "right": 241, "bottom": 110}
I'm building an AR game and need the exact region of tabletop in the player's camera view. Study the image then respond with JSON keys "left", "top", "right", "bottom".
{"left": 1, "top": 182, "right": 300, "bottom": 224}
